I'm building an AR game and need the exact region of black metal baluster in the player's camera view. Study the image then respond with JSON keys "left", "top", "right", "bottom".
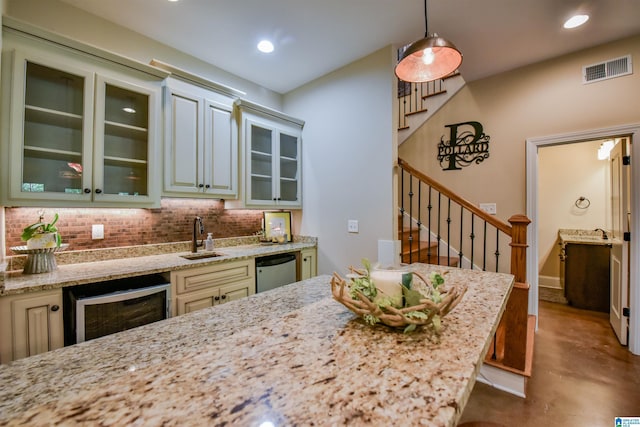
{"left": 446, "top": 199, "right": 452, "bottom": 266}
{"left": 398, "top": 84, "right": 402, "bottom": 129}
{"left": 495, "top": 229, "right": 501, "bottom": 272}
{"left": 416, "top": 180, "right": 422, "bottom": 263}
{"left": 437, "top": 193, "right": 442, "bottom": 261}
{"left": 458, "top": 206, "right": 464, "bottom": 268}
{"left": 399, "top": 169, "right": 405, "bottom": 264}
{"left": 427, "top": 187, "right": 433, "bottom": 262}
{"left": 483, "top": 221, "right": 487, "bottom": 271}
{"left": 408, "top": 175, "right": 414, "bottom": 264}
{"left": 470, "top": 213, "right": 475, "bottom": 269}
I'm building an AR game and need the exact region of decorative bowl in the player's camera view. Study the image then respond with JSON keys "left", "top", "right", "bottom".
{"left": 331, "top": 267, "right": 467, "bottom": 332}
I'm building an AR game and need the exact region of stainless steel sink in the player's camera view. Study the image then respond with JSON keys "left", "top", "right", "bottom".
{"left": 179, "top": 252, "right": 225, "bottom": 260}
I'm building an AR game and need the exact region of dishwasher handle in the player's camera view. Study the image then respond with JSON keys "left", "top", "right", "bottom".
{"left": 256, "top": 253, "right": 297, "bottom": 268}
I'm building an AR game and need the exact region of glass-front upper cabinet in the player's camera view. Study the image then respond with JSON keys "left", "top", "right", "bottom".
{"left": 4, "top": 48, "right": 160, "bottom": 207}
{"left": 278, "top": 131, "right": 300, "bottom": 203}
{"left": 16, "top": 57, "right": 94, "bottom": 202}
{"left": 93, "top": 76, "right": 156, "bottom": 203}
{"left": 245, "top": 115, "right": 302, "bottom": 208}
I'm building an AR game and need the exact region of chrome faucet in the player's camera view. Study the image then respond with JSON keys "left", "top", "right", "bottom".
{"left": 192, "top": 216, "right": 205, "bottom": 253}
{"left": 594, "top": 228, "right": 609, "bottom": 240}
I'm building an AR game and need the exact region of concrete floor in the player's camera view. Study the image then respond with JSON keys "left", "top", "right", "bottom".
{"left": 459, "top": 300, "right": 640, "bottom": 426}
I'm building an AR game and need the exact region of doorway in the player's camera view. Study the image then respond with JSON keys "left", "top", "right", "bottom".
{"left": 526, "top": 123, "right": 640, "bottom": 355}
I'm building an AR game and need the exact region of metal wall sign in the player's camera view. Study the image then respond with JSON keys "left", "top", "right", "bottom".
{"left": 437, "top": 121, "right": 490, "bottom": 170}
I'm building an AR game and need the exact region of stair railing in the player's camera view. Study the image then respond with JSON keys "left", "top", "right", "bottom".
{"left": 398, "top": 158, "right": 531, "bottom": 373}
{"left": 397, "top": 78, "right": 448, "bottom": 131}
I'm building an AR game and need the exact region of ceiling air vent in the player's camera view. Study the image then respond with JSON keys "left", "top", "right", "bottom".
{"left": 583, "top": 55, "right": 632, "bottom": 84}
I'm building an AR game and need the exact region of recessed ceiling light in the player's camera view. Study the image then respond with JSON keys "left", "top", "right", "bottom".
{"left": 123, "top": 107, "right": 136, "bottom": 114}
{"left": 564, "top": 14, "right": 589, "bottom": 29}
{"left": 257, "top": 40, "right": 274, "bottom": 53}
{"left": 168, "top": 0, "right": 179, "bottom": 2}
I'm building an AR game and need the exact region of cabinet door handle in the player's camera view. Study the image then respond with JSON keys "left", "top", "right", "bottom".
{"left": 221, "top": 295, "right": 226, "bottom": 300}
{"left": 304, "top": 257, "right": 308, "bottom": 262}
{"left": 51, "top": 305, "right": 60, "bottom": 312}
{"left": 95, "top": 189, "right": 102, "bottom": 194}
{"left": 205, "top": 184, "right": 210, "bottom": 189}
{"left": 198, "top": 184, "right": 204, "bottom": 188}
{"left": 83, "top": 188, "right": 91, "bottom": 194}
{"left": 214, "top": 296, "right": 220, "bottom": 301}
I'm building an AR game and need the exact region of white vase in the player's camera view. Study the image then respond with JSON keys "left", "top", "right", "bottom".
{"left": 26, "top": 232, "right": 59, "bottom": 249}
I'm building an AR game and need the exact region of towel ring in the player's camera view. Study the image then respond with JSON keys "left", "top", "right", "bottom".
{"left": 575, "top": 196, "right": 590, "bottom": 209}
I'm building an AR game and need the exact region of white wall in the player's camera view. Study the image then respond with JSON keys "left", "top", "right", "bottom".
{"left": 538, "top": 140, "right": 609, "bottom": 281}
{"left": 0, "top": 0, "right": 5, "bottom": 263}
{"left": 284, "top": 46, "right": 397, "bottom": 274}
{"left": 5, "top": 0, "right": 282, "bottom": 108}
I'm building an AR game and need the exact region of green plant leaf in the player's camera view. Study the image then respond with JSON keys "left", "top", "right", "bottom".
{"left": 430, "top": 272, "right": 445, "bottom": 288}
{"left": 404, "top": 323, "right": 417, "bottom": 333}
{"left": 21, "top": 223, "right": 45, "bottom": 241}
{"left": 403, "top": 287, "right": 424, "bottom": 307}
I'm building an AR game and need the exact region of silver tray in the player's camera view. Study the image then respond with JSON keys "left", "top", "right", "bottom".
{"left": 10, "top": 244, "right": 69, "bottom": 274}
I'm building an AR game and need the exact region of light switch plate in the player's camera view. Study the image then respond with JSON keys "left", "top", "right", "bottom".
{"left": 479, "top": 203, "right": 497, "bottom": 215}
{"left": 348, "top": 219, "right": 359, "bottom": 233}
{"left": 92, "top": 224, "right": 104, "bottom": 239}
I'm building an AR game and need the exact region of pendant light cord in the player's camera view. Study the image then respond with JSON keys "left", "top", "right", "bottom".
{"left": 423, "top": 0, "right": 428, "bottom": 37}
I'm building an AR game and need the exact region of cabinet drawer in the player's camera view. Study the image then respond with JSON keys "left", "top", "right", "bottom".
{"left": 171, "top": 259, "right": 255, "bottom": 295}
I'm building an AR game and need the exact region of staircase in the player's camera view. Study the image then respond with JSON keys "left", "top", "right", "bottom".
{"left": 398, "top": 158, "right": 535, "bottom": 397}
{"left": 399, "top": 222, "right": 459, "bottom": 266}
{"left": 396, "top": 72, "right": 466, "bottom": 145}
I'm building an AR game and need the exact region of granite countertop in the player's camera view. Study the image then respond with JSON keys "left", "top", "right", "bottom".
{"left": 558, "top": 228, "right": 620, "bottom": 246}
{"left": 1, "top": 239, "right": 316, "bottom": 296}
{"left": 0, "top": 264, "right": 514, "bottom": 426}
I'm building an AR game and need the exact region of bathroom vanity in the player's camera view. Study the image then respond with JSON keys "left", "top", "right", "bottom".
{"left": 559, "top": 229, "right": 612, "bottom": 313}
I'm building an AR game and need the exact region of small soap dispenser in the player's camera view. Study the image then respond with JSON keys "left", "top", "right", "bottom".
{"left": 205, "top": 233, "right": 214, "bottom": 251}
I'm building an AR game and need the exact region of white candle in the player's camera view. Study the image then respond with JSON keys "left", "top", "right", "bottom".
{"left": 370, "top": 270, "right": 404, "bottom": 308}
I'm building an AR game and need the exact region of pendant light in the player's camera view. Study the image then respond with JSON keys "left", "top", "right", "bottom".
{"left": 395, "top": 0, "right": 462, "bottom": 82}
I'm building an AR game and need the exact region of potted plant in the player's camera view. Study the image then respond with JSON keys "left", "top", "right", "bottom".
{"left": 21, "top": 212, "right": 62, "bottom": 249}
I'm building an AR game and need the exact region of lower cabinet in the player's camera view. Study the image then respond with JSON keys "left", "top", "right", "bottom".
{"left": 0, "top": 289, "right": 64, "bottom": 364}
{"left": 300, "top": 248, "right": 317, "bottom": 280}
{"left": 171, "top": 259, "right": 256, "bottom": 316}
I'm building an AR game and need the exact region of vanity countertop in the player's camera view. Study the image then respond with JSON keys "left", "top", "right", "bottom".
{"left": 0, "top": 264, "right": 514, "bottom": 427}
{"left": 558, "top": 228, "right": 621, "bottom": 246}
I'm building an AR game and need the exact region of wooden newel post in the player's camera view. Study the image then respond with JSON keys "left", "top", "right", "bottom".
{"left": 499, "top": 214, "right": 531, "bottom": 372}
{"left": 508, "top": 214, "right": 531, "bottom": 283}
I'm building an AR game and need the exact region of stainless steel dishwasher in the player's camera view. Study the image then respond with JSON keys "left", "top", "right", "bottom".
{"left": 256, "top": 253, "right": 297, "bottom": 293}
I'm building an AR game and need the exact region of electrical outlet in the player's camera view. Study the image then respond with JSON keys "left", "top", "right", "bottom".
{"left": 348, "top": 219, "right": 359, "bottom": 233}
{"left": 92, "top": 224, "right": 104, "bottom": 240}
{"left": 479, "top": 203, "right": 497, "bottom": 215}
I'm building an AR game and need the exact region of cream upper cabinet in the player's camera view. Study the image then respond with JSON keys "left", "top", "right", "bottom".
{"left": 162, "top": 77, "right": 238, "bottom": 198}
{"left": 0, "top": 24, "right": 165, "bottom": 208}
{"left": 227, "top": 99, "right": 304, "bottom": 209}
{"left": 0, "top": 289, "right": 64, "bottom": 364}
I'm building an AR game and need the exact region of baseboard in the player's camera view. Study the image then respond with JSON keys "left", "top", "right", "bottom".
{"left": 538, "top": 275, "right": 561, "bottom": 289}
{"left": 476, "top": 363, "right": 527, "bottom": 398}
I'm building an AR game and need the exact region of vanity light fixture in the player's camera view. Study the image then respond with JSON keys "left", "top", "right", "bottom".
{"left": 597, "top": 139, "right": 615, "bottom": 160}
{"left": 395, "top": 0, "right": 462, "bottom": 82}
{"left": 257, "top": 40, "right": 275, "bottom": 53}
{"left": 564, "top": 14, "right": 589, "bottom": 29}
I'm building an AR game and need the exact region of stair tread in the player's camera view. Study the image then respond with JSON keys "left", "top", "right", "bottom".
{"left": 401, "top": 240, "right": 437, "bottom": 251}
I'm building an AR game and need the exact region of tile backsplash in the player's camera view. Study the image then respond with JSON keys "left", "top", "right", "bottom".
{"left": 4, "top": 198, "right": 263, "bottom": 253}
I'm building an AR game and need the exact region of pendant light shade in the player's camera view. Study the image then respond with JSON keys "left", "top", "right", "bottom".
{"left": 395, "top": 1, "right": 462, "bottom": 82}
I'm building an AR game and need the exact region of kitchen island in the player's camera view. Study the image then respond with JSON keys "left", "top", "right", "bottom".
{"left": 0, "top": 264, "right": 513, "bottom": 426}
